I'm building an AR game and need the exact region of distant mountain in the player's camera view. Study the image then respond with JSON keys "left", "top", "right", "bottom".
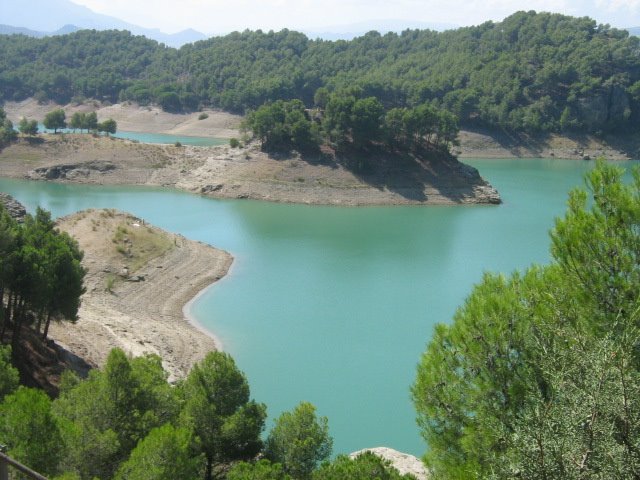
{"left": 0, "top": 23, "right": 82, "bottom": 37}
{"left": 629, "top": 27, "right": 640, "bottom": 36}
{"left": 303, "top": 19, "right": 458, "bottom": 40}
{"left": 0, "top": 24, "right": 47, "bottom": 37}
{"left": 0, "top": 0, "right": 206, "bottom": 47}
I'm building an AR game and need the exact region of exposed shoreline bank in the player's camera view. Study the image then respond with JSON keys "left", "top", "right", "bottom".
{"left": 0, "top": 98, "right": 502, "bottom": 206}
{"left": 4, "top": 98, "right": 637, "bottom": 209}
{"left": 181, "top": 260, "right": 237, "bottom": 352}
{"left": 49, "top": 209, "right": 233, "bottom": 381}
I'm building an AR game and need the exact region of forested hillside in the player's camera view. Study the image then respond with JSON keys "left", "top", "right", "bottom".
{"left": 1, "top": 10, "right": 639, "bottom": 134}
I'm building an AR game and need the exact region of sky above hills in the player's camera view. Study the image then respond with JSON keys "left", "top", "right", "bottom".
{"left": 69, "top": 0, "right": 640, "bottom": 34}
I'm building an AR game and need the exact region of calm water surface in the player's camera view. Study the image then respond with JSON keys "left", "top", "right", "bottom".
{"left": 37, "top": 125, "right": 226, "bottom": 146}
{"left": 0, "top": 158, "right": 636, "bottom": 457}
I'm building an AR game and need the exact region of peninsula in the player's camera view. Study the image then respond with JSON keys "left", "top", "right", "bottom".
{"left": 1, "top": 100, "right": 501, "bottom": 206}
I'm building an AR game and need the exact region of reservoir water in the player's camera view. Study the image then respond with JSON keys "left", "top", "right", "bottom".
{"left": 0, "top": 158, "right": 636, "bottom": 457}
{"left": 37, "top": 125, "right": 226, "bottom": 146}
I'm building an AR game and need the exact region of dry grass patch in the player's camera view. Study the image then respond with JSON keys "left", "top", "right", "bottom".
{"left": 111, "top": 220, "right": 174, "bottom": 273}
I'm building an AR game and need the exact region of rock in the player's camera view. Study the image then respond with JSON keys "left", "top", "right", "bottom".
{"left": 350, "top": 447, "right": 429, "bottom": 479}
{"left": 201, "top": 184, "right": 224, "bottom": 193}
{"left": 474, "top": 185, "right": 502, "bottom": 205}
{"left": 0, "top": 193, "right": 27, "bottom": 222}
{"left": 577, "top": 86, "right": 630, "bottom": 132}
{"left": 29, "top": 161, "right": 116, "bottom": 180}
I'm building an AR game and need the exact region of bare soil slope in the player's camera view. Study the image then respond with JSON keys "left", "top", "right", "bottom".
{"left": 4, "top": 98, "right": 242, "bottom": 138}
{"left": 0, "top": 135, "right": 500, "bottom": 205}
{"left": 50, "top": 209, "right": 232, "bottom": 381}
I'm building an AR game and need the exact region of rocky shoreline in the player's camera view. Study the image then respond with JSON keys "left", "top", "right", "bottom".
{"left": 0, "top": 134, "right": 501, "bottom": 206}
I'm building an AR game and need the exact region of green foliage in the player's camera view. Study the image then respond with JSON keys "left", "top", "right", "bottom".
{"left": 97, "top": 118, "right": 117, "bottom": 135}
{"left": 412, "top": 161, "right": 640, "bottom": 479}
{"left": 0, "top": 108, "right": 17, "bottom": 147}
{"left": 0, "top": 206, "right": 85, "bottom": 348}
{"left": 69, "top": 112, "right": 83, "bottom": 131}
{"left": 53, "top": 349, "right": 180, "bottom": 479}
{"left": 43, "top": 108, "right": 67, "bottom": 133}
{"left": 70, "top": 112, "right": 99, "bottom": 133}
{"left": 228, "top": 459, "right": 292, "bottom": 480}
{"left": 229, "top": 137, "right": 240, "bottom": 148}
{"left": 85, "top": 111, "right": 98, "bottom": 131}
{"left": 265, "top": 402, "right": 332, "bottom": 479}
{"left": 18, "top": 117, "right": 39, "bottom": 136}
{"left": 180, "top": 351, "right": 267, "bottom": 480}
{"left": 312, "top": 452, "right": 416, "bottom": 480}
{"left": 198, "top": 112, "right": 209, "bottom": 120}
{"left": 244, "top": 100, "right": 319, "bottom": 152}
{"left": 0, "top": 386, "right": 64, "bottom": 476}
{"left": 551, "top": 163, "right": 640, "bottom": 328}
{"left": 0, "top": 345, "right": 19, "bottom": 399}
{"left": 1, "top": 12, "right": 637, "bottom": 132}
{"left": 115, "top": 424, "right": 202, "bottom": 480}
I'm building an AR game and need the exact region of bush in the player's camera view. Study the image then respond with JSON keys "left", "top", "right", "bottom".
{"left": 198, "top": 112, "right": 209, "bottom": 120}
{"left": 229, "top": 137, "right": 240, "bottom": 148}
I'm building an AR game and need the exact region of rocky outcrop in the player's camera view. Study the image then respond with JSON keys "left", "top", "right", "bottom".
{"left": 0, "top": 192, "right": 27, "bottom": 222}
{"left": 350, "top": 447, "right": 429, "bottom": 479}
{"left": 577, "top": 86, "right": 631, "bottom": 132}
{"left": 28, "top": 161, "right": 116, "bottom": 180}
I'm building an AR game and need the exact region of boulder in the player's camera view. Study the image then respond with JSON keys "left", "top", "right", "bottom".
{"left": 0, "top": 192, "right": 27, "bottom": 222}
{"left": 349, "top": 447, "right": 429, "bottom": 479}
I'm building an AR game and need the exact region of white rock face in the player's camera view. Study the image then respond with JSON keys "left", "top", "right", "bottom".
{"left": 349, "top": 447, "right": 429, "bottom": 479}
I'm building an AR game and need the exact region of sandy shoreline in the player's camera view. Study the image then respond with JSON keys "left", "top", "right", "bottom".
{"left": 181, "top": 262, "right": 236, "bottom": 352}
{"left": 50, "top": 209, "right": 232, "bottom": 381}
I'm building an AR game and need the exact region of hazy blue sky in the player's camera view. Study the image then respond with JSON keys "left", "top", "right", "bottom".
{"left": 70, "top": 0, "right": 640, "bottom": 33}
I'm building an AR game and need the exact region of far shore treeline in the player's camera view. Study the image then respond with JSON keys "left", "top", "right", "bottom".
{"left": 0, "top": 10, "right": 639, "bottom": 137}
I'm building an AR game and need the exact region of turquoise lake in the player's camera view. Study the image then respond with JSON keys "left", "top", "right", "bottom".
{"left": 37, "top": 125, "right": 226, "bottom": 146}
{"left": 0, "top": 158, "right": 637, "bottom": 457}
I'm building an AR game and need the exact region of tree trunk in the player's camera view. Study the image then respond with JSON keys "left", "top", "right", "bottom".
{"left": 204, "top": 457, "right": 213, "bottom": 480}
{"left": 36, "top": 310, "right": 43, "bottom": 335}
{"left": 11, "top": 298, "right": 26, "bottom": 349}
{"left": 42, "top": 312, "right": 52, "bottom": 341}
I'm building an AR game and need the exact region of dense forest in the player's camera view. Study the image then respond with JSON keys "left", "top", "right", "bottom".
{"left": 1, "top": 11, "right": 639, "bottom": 135}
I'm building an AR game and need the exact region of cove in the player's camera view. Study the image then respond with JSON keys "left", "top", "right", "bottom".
{"left": 37, "top": 124, "right": 226, "bottom": 146}
{"left": 0, "top": 158, "right": 636, "bottom": 457}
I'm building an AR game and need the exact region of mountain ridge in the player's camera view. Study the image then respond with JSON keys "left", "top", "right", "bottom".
{"left": 0, "top": 0, "right": 207, "bottom": 47}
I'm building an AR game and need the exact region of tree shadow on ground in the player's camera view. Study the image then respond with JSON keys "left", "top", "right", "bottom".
{"left": 10, "top": 327, "right": 94, "bottom": 397}
{"left": 24, "top": 136, "right": 45, "bottom": 145}
{"left": 325, "top": 145, "right": 492, "bottom": 203}
{"left": 261, "top": 142, "right": 496, "bottom": 203}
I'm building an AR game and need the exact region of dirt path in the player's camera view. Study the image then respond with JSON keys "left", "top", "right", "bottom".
{"left": 50, "top": 209, "right": 232, "bottom": 380}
